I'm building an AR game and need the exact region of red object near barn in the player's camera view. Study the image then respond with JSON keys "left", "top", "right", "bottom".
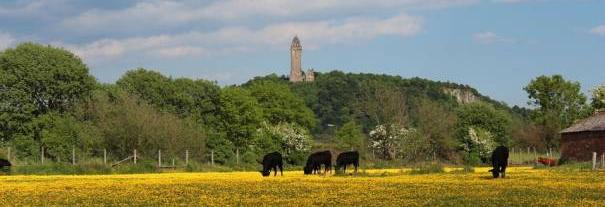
{"left": 537, "top": 157, "right": 558, "bottom": 167}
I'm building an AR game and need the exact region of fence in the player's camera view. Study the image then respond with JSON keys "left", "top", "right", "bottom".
{"left": 507, "top": 147, "right": 560, "bottom": 166}
{"left": 2, "top": 146, "right": 604, "bottom": 170}
{"left": 0, "top": 147, "right": 236, "bottom": 168}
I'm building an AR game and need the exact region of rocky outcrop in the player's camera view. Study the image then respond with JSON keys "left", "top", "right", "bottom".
{"left": 443, "top": 88, "right": 479, "bottom": 104}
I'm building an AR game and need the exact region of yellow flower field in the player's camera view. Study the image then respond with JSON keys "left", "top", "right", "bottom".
{"left": 0, "top": 167, "right": 604, "bottom": 206}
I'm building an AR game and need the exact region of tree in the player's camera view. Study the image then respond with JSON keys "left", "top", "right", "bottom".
{"left": 117, "top": 68, "right": 172, "bottom": 108}
{"left": 0, "top": 43, "right": 95, "bottom": 143}
{"left": 171, "top": 78, "right": 221, "bottom": 124}
{"left": 37, "top": 113, "right": 101, "bottom": 161}
{"left": 461, "top": 127, "right": 497, "bottom": 162}
{"left": 510, "top": 116, "right": 544, "bottom": 149}
{"left": 357, "top": 82, "right": 408, "bottom": 128}
{"left": 245, "top": 80, "right": 316, "bottom": 129}
{"left": 415, "top": 98, "right": 457, "bottom": 160}
{"left": 254, "top": 122, "right": 313, "bottom": 165}
{"left": 74, "top": 88, "right": 207, "bottom": 159}
{"left": 524, "top": 75, "right": 588, "bottom": 147}
{"left": 334, "top": 120, "right": 365, "bottom": 151}
{"left": 455, "top": 102, "right": 511, "bottom": 148}
{"left": 398, "top": 127, "right": 433, "bottom": 163}
{"left": 206, "top": 134, "right": 234, "bottom": 165}
{"left": 217, "top": 87, "right": 263, "bottom": 149}
{"left": 314, "top": 71, "right": 359, "bottom": 130}
{"left": 116, "top": 68, "right": 222, "bottom": 124}
{"left": 369, "top": 124, "right": 416, "bottom": 160}
{"left": 592, "top": 84, "right": 605, "bottom": 110}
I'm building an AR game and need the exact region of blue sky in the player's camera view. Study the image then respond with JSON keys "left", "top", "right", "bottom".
{"left": 0, "top": 0, "right": 604, "bottom": 107}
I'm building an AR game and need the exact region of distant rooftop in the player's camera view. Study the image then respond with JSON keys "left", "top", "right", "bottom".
{"left": 561, "top": 111, "right": 605, "bottom": 134}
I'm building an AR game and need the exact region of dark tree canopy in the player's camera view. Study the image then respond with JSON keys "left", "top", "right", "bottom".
{"left": 217, "top": 87, "right": 263, "bottom": 148}
{"left": 245, "top": 79, "right": 316, "bottom": 129}
{"left": 455, "top": 102, "right": 512, "bottom": 146}
{"left": 116, "top": 68, "right": 221, "bottom": 124}
{"left": 524, "top": 74, "right": 588, "bottom": 147}
{"left": 0, "top": 43, "right": 95, "bottom": 142}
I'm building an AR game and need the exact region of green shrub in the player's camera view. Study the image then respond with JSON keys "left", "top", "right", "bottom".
{"left": 463, "top": 152, "right": 482, "bottom": 166}
{"left": 112, "top": 160, "right": 159, "bottom": 174}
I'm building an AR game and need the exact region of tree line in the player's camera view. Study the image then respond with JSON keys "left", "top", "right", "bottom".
{"left": 1, "top": 42, "right": 603, "bottom": 167}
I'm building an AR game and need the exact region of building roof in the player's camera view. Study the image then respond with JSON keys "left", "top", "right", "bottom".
{"left": 291, "top": 36, "right": 301, "bottom": 48}
{"left": 561, "top": 111, "right": 605, "bottom": 134}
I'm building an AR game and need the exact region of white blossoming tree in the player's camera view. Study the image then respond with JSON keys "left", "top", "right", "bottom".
{"left": 254, "top": 122, "right": 313, "bottom": 164}
{"left": 369, "top": 124, "right": 426, "bottom": 160}
{"left": 461, "top": 127, "right": 496, "bottom": 162}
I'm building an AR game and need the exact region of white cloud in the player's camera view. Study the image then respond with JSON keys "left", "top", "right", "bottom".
{"left": 65, "top": 13, "right": 421, "bottom": 62}
{"left": 150, "top": 46, "right": 206, "bottom": 58}
{"left": 0, "top": 0, "right": 70, "bottom": 17}
{"left": 0, "top": 32, "right": 16, "bottom": 50}
{"left": 473, "top": 32, "right": 514, "bottom": 44}
{"left": 61, "top": 0, "right": 470, "bottom": 33}
{"left": 590, "top": 24, "right": 605, "bottom": 36}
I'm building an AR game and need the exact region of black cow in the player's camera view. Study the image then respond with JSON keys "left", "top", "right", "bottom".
{"left": 336, "top": 151, "right": 359, "bottom": 174}
{"left": 304, "top": 151, "right": 332, "bottom": 175}
{"left": 489, "top": 146, "right": 509, "bottom": 178}
{"left": 0, "top": 159, "right": 11, "bottom": 173}
{"left": 260, "top": 152, "right": 283, "bottom": 177}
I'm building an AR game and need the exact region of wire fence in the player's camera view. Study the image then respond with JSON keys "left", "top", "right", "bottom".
{"left": 0, "top": 147, "right": 231, "bottom": 168}
{"left": 1, "top": 146, "right": 604, "bottom": 170}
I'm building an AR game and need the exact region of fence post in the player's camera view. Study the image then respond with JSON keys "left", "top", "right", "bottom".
{"left": 72, "top": 146, "right": 76, "bottom": 165}
{"left": 134, "top": 149, "right": 137, "bottom": 164}
{"left": 527, "top": 147, "right": 530, "bottom": 164}
{"left": 172, "top": 158, "right": 175, "bottom": 167}
{"left": 533, "top": 147, "right": 537, "bottom": 165}
{"left": 211, "top": 150, "right": 214, "bottom": 166}
{"left": 236, "top": 148, "right": 240, "bottom": 165}
{"left": 592, "top": 152, "right": 597, "bottom": 170}
{"left": 185, "top": 150, "right": 189, "bottom": 165}
{"left": 511, "top": 148, "right": 515, "bottom": 165}
{"left": 158, "top": 150, "right": 162, "bottom": 167}
{"left": 103, "top": 149, "right": 107, "bottom": 165}
{"left": 602, "top": 153, "right": 604, "bottom": 169}
{"left": 41, "top": 147, "right": 45, "bottom": 164}
{"left": 372, "top": 149, "right": 375, "bottom": 159}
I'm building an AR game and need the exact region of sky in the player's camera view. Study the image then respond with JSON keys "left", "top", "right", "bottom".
{"left": 0, "top": 0, "right": 604, "bottom": 107}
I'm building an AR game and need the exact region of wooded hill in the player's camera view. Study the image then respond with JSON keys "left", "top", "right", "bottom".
{"left": 245, "top": 72, "right": 539, "bottom": 162}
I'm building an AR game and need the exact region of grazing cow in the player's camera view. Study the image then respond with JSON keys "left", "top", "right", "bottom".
{"left": 489, "top": 146, "right": 509, "bottom": 178}
{"left": 259, "top": 152, "right": 283, "bottom": 177}
{"left": 0, "top": 159, "right": 11, "bottom": 173}
{"left": 304, "top": 151, "right": 332, "bottom": 175}
{"left": 336, "top": 151, "right": 359, "bottom": 174}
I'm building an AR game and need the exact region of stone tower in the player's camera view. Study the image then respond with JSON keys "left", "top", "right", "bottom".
{"left": 289, "top": 36, "right": 303, "bottom": 82}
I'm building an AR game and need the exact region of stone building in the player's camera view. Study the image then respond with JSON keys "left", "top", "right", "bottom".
{"left": 289, "top": 36, "right": 314, "bottom": 82}
{"left": 560, "top": 111, "right": 605, "bottom": 161}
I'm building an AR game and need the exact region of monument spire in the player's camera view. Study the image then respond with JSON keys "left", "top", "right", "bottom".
{"left": 289, "top": 36, "right": 302, "bottom": 82}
